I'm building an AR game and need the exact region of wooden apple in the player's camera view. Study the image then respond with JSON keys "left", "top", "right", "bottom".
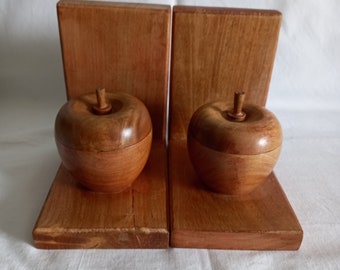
{"left": 187, "top": 92, "right": 282, "bottom": 195}
{"left": 55, "top": 88, "right": 152, "bottom": 193}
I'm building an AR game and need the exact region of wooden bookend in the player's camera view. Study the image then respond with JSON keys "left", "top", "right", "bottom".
{"left": 169, "top": 6, "right": 303, "bottom": 250}
{"left": 33, "top": 0, "right": 170, "bottom": 249}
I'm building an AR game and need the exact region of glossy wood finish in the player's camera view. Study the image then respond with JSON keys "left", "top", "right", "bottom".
{"left": 188, "top": 134, "right": 281, "bottom": 194}
{"left": 188, "top": 101, "right": 282, "bottom": 155}
{"left": 56, "top": 132, "right": 152, "bottom": 193}
{"left": 33, "top": 1, "right": 170, "bottom": 249}
{"left": 55, "top": 90, "right": 152, "bottom": 193}
{"left": 187, "top": 96, "right": 282, "bottom": 195}
{"left": 58, "top": 0, "right": 170, "bottom": 141}
{"left": 55, "top": 91, "right": 152, "bottom": 151}
{"left": 33, "top": 142, "right": 168, "bottom": 249}
{"left": 92, "top": 88, "right": 113, "bottom": 115}
{"left": 170, "top": 140, "right": 303, "bottom": 250}
{"left": 169, "top": 6, "right": 302, "bottom": 249}
{"left": 226, "top": 92, "right": 246, "bottom": 122}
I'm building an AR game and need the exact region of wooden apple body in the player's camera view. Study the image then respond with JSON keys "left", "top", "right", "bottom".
{"left": 187, "top": 96, "right": 282, "bottom": 195}
{"left": 55, "top": 90, "right": 152, "bottom": 193}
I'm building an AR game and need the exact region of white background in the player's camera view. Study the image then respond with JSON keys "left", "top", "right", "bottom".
{"left": 1, "top": 0, "right": 340, "bottom": 269}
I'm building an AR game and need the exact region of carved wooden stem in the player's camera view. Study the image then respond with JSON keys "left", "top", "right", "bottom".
{"left": 227, "top": 92, "right": 246, "bottom": 122}
{"left": 93, "top": 88, "right": 112, "bottom": 115}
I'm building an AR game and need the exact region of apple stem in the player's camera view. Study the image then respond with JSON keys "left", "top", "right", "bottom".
{"left": 93, "top": 88, "right": 112, "bottom": 115}
{"left": 227, "top": 91, "right": 246, "bottom": 121}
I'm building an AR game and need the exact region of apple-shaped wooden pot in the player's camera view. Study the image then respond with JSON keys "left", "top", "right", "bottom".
{"left": 187, "top": 92, "right": 282, "bottom": 195}
{"left": 55, "top": 88, "right": 152, "bottom": 193}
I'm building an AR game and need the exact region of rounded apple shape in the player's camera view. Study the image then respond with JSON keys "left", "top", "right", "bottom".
{"left": 187, "top": 92, "right": 282, "bottom": 195}
{"left": 55, "top": 88, "right": 152, "bottom": 193}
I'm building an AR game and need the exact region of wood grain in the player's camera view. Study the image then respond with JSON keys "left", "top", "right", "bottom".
{"left": 55, "top": 90, "right": 153, "bottom": 192}
{"left": 187, "top": 97, "right": 282, "bottom": 195}
{"left": 187, "top": 101, "right": 282, "bottom": 155}
{"left": 170, "top": 140, "right": 303, "bottom": 250}
{"left": 187, "top": 134, "right": 281, "bottom": 195}
{"left": 56, "top": 132, "right": 152, "bottom": 193}
{"left": 33, "top": 1, "right": 170, "bottom": 248}
{"left": 57, "top": 0, "right": 170, "bottom": 141}
{"left": 55, "top": 91, "right": 152, "bottom": 151}
{"left": 169, "top": 6, "right": 302, "bottom": 249}
{"left": 170, "top": 6, "right": 282, "bottom": 140}
{"left": 33, "top": 141, "right": 168, "bottom": 249}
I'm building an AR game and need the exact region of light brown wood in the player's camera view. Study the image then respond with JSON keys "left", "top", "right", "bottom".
{"left": 170, "top": 140, "right": 303, "bottom": 250}
{"left": 169, "top": 6, "right": 302, "bottom": 249}
{"left": 33, "top": 1, "right": 170, "bottom": 249}
{"left": 33, "top": 141, "right": 168, "bottom": 249}
{"left": 170, "top": 6, "right": 282, "bottom": 140}
{"left": 57, "top": 0, "right": 170, "bottom": 141}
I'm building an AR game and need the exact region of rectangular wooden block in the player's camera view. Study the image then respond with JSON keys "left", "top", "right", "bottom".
{"left": 169, "top": 6, "right": 303, "bottom": 250}
{"left": 33, "top": 1, "right": 170, "bottom": 249}
{"left": 33, "top": 142, "right": 168, "bottom": 249}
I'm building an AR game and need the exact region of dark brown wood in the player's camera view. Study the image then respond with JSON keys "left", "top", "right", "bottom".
{"left": 187, "top": 96, "right": 282, "bottom": 195}
{"left": 33, "top": 141, "right": 168, "bottom": 249}
{"left": 169, "top": 6, "right": 302, "bottom": 249}
{"left": 33, "top": 1, "right": 170, "bottom": 249}
{"left": 188, "top": 101, "right": 282, "bottom": 155}
{"left": 170, "top": 140, "right": 303, "bottom": 250}
{"left": 57, "top": 0, "right": 170, "bottom": 141}
{"left": 227, "top": 92, "right": 246, "bottom": 121}
{"left": 55, "top": 91, "right": 152, "bottom": 151}
{"left": 55, "top": 90, "right": 152, "bottom": 193}
{"left": 93, "top": 88, "right": 112, "bottom": 115}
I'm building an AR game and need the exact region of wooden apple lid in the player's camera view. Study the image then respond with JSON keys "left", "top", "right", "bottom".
{"left": 188, "top": 92, "right": 282, "bottom": 155}
{"left": 55, "top": 88, "right": 152, "bottom": 151}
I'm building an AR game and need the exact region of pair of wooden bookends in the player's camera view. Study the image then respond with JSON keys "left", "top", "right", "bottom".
{"left": 33, "top": 1, "right": 303, "bottom": 250}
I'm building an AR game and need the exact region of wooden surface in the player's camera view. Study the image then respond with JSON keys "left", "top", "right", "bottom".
{"left": 33, "top": 1, "right": 170, "bottom": 248}
{"left": 187, "top": 95, "right": 282, "bottom": 195}
{"left": 187, "top": 135, "right": 281, "bottom": 195}
{"left": 33, "top": 142, "right": 168, "bottom": 249}
{"left": 57, "top": 0, "right": 170, "bottom": 141}
{"left": 92, "top": 88, "right": 115, "bottom": 115}
{"left": 187, "top": 99, "right": 282, "bottom": 155}
{"left": 169, "top": 6, "right": 302, "bottom": 249}
{"left": 170, "top": 6, "right": 282, "bottom": 140}
{"left": 170, "top": 140, "right": 303, "bottom": 250}
{"left": 55, "top": 90, "right": 153, "bottom": 192}
{"left": 55, "top": 91, "right": 152, "bottom": 151}
{"left": 56, "top": 132, "right": 152, "bottom": 193}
